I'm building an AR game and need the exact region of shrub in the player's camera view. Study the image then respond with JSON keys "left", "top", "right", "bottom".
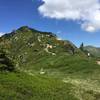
{"left": 0, "top": 50, "right": 15, "bottom": 72}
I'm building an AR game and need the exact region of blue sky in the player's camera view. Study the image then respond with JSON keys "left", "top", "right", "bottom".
{"left": 0, "top": 0, "right": 100, "bottom": 47}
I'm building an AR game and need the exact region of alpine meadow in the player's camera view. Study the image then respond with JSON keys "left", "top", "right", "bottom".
{"left": 0, "top": 0, "right": 100, "bottom": 100}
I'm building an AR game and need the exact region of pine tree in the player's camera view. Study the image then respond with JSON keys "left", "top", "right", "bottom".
{"left": 80, "top": 42, "right": 84, "bottom": 51}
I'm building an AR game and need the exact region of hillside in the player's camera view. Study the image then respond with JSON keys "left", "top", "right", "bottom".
{"left": 0, "top": 26, "right": 100, "bottom": 100}
{"left": 84, "top": 46, "right": 100, "bottom": 58}
{"left": 0, "top": 26, "right": 86, "bottom": 73}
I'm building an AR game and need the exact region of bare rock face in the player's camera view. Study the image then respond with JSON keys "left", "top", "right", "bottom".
{"left": 96, "top": 61, "right": 100, "bottom": 65}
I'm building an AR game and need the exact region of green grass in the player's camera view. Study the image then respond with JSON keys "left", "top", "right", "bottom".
{"left": 0, "top": 72, "right": 79, "bottom": 100}
{"left": 1, "top": 71, "right": 100, "bottom": 100}
{"left": 1, "top": 26, "right": 100, "bottom": 100}
{"left": 17, "top": 54, "right": 100, "bottom": 79}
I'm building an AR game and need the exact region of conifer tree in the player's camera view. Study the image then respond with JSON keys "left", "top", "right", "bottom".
{"left": 80, "top": 42, "right": 84, "bottom": 51}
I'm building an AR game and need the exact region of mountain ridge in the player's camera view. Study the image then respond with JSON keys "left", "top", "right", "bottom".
{"left": 84, "top": 45, "right": 100, "bottom": 58}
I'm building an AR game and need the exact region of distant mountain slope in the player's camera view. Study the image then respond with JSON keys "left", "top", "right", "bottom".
{"left": 84, "top": 46, "right": 100, "bottom": 57}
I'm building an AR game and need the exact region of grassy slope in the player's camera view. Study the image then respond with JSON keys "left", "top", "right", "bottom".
{"left": 0, "top": 70, "right": 100, "bottom": 100}
{"left": 1, "top": 71, "right": 100, "bottom": 100}
{"left": 0, "top": 72, "right": 78, "bottom": 100}
{"left": 1, "top": 26, "right": 86, "bottom": 71}
{"left": 1, "top": 26, "right": 100, "bottom": 100}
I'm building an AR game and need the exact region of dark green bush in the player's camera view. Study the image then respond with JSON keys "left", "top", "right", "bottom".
{"left": 0, "top": 50, "right": 15, "bottom": 72}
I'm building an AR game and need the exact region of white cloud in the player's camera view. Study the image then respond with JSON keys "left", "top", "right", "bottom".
{"left": 82, "top": 24, "right": 96, "bottom": 32}
{"left": 38, "top": 0, "right": 100, "bottom": 32}
{"left": 0, "top": 32, "right": 4, "bottom": 37}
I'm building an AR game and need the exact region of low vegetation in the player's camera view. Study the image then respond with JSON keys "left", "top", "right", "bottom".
{"left": 0, "top": 49, "right": 15, "bottom": 72}
{"left": 0, "top": 26, "right": 100, "bottom": 100}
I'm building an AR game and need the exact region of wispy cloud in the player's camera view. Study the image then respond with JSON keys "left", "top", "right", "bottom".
{"left": 38, "top": 0, "right": 100, "bottom": 32}
{"left": 0, "top": 32, "right": 5, "bottom": 37}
